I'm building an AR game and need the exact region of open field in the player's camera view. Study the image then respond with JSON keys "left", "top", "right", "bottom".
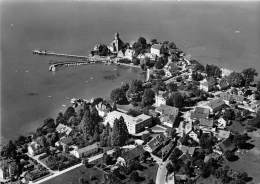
{"left": 42, "top": 165, "right": 105, "bottom": 184}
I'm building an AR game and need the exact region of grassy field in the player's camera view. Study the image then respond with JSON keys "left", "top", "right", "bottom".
{"left": 226, "top": 133, "right": 260, "bottom": 184}
{"left": 125, "top": 162, "right": 158, "bottom": 184}
{"left": 43, "top": 165, "right": 105, "bottom": 184}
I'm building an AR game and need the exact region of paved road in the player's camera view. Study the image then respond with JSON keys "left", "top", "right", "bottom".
{"left": 156, "top": 159, "right": 170, "bottom": 184}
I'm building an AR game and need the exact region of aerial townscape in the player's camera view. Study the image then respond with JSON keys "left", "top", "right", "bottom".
{"left": 1, "top": 32, "right": 260, "bottom": 184}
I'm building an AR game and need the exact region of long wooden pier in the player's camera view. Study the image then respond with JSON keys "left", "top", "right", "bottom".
{"left": 33, "top": 49, "right": 117, "bottom": 71}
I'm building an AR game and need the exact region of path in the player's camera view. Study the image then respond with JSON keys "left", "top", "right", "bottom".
{"left": 156, "top": 159, "right": 170, "bottom": 184}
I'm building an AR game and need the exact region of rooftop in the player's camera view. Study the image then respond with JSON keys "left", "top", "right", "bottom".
{"left": 105, "top": 111, "right": 151, "bottom": 127}
{"left": 151, "top": 44, "right": 162, "bottom": 50}
{"left": 190, "top": 107, "right": 210, "bottom": 120}
{"left": 77, "top": 142, "right": 99, "bottom": 154}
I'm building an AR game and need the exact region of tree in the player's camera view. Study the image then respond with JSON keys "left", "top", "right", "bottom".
{"left": 110, "top": 88, "right": 127, "bottom": 105}
{"left": 166, "top": 82, "right": 178, "bottom": 92}
{"left": 223, "top": 109, "right": 235, "bottom": 120}
{"left": 166, "top": 92, "right": 184, "bottom": 108}
{"left": 219, "top": 77, "right": 230, "bottom": 90}
{"left": 242, "top": 68, "right": 258, "bottom": 86}
{"left": 64, "top": 106, "right": 75, "bottom": 121}
{"left": 168, "top": 41, "right": 177, "bottom": 49}
{"left": 132, "top": 57, "right": 140, "bottom": 65}
{"left": 206, "top": 64, "right": 222, "bottom": 78}
{"left": 133, "top": 37, "right": 147, "bottom": 56}
{"left": 37, "top": 136, "right": 48, "bottom": 147}
{"left": 150, "top": 39, "right": 158, "bottom": 45}
{"left": 155, "top": 57, "right": 166, "bottom": 69}
{"left": 1, "top": 141, "right": 17, "bottom": 158}
{"left": 257, "top": 81, "right": 260, "bottom": 92}
{"left": 98, "top": 44, "right": 110, "bottom": 56}
{"left": 111, "top": 117, "right": 129, "bottom": 146}
{"left": 142, "top": 88, "right": 155, "bottom": 106}
{"left": 56, "top": 112, "right": 66, "bottom": 125}
{"left": 121, "top": 83, "right": 129, "bottom": 92}
{"left": 127, "top": 79, "right": 144, "bottom": 103}
{"left": 227, "top": 72, "right": 245, "bottom": 87}
{"left": 166, "top": 162, "right": 174, "bottom": 174}
{"left": 130, "top": 171, "right": 139, "bottom": 182}
{"left": 147, "top": 179, "right": 155, "bottom": 184}
{"left": 190, "top": 59, "right": 205, "bottom": 72}
{"left": 43, "top": 118, "right": 55, "bottom": 129}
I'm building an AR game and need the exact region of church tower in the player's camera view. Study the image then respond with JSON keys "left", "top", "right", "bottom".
{"left": 113, "top": 32, "right": 120, "bottom": 53}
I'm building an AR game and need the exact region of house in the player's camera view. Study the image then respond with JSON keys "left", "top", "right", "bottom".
{"left": 155, "top": 91, "right": 166, "bottom": 107}
{"left": 104, "top": 111, "right": 152, "bottom": 135}
{"left": 28, "top": 141, "right": 44, "bottom": 156}
{"left": 198, "top": 118, "right": 214, "bottom": 132}
{"left": 117, "top": 50, "right": 125, "bottom": 58}
{"left": 217, "top": 118, "right": 227, "bottom": 129}
{"left": 150, "top": 44, "right": 162, "bottom": 57}
{"left": 204, "top": 98, "right": 225, "bottom": 113}
{"left": 155, "top": 105, "right": 179, "bottom": 128}
{"left": 56, "top": 124, "right": 73, "bottom": 136}
{"left": 221, "top": 68, "right": 233, "bottom": 78}
{"left": 166, "top": 172, "right": 175, "bottom": 184}
{"left": 55, "top": 137, "right": 74, "bottom": 151}
{"left": 187, "top": 130, "right": 199, "bottom": 143}
{"left": 95, "top": 101, "right": 111, "bottom": 118}
{"left": 175, "top": 174, "right": 188, "bottom": 182}
{"left": 215, "top": 130, "right": 230, "bottom": 140}
{"left": 178, "top": 145, "right": 196, "bottom": 156}
{"left": 124, "top": 49, "right": 135, "bottom": 60}
{"left": 199, "top": 79, "right": 214, "bottom": 92}
{"left": 144, "top": 134, "right": 166, "bottom": 153}
{"left": 121, "top": 146, "right": 144, "bottom": 163}
{"left": 190, "top": 107, "right": 210, "bottom": 120}
{"left": 71, "top": 142, "right": 99, "bottom": 158}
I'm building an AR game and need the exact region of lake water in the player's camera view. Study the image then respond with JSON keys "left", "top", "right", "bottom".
{"left": 1, "top": 1, "right": 260, "bottom": 143}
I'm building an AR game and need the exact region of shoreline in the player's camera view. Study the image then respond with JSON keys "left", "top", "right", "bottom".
{"left": 1, "top": 63, "right": 144, "bottom": 144}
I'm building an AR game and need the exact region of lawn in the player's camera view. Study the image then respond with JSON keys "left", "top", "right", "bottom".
{"left": 43, "top": 165, "right": 105, "bottom": 184}
{"left": 226, "top": 135, "right": 260, "bottom": 184}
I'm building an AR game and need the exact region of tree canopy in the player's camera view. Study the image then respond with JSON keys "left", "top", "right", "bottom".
{"left": 141, "top": 88, "right": 155, "bottom": 106}
{"left": 242, "top": 68, "right": 258, "bottom": 86}
{"left": 206, "top": 64, "right": 222, "bottom": 78}
{"left": 111, "top": 117, "right": 129, "bottom": 146}
{"left": 227, "top": 72, "right": 245, "bottom": 87}
{"left": 110, "top": 88, "right": 127, "bottom": 105}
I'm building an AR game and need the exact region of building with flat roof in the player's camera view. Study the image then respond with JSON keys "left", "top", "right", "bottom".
{"left": 104, "top": 111, "right": 152, "bottom": 135}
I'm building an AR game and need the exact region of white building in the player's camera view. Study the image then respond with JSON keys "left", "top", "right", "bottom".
{"left": 124, "top": 49, "right": 135, "bottom": 60}
{"left": 71, "top": 143, "right": 99, "bottom": 158}
{"left": 150, "top": 44, "right": 162, "bottom": 57}
{"left": 155, "top": 91, "right": 166, "bottom": 107}
{"left": 104, "top": 111, "right": 152, "bottom": 135}
{"left": 28, "top": 141, "right": 42, "bottom": 156}
{"left": 217, "top": 118, "right": 227, "bottom": 129}
{"left": 221, "top": 68, "right": 233, "bottom": 78}
{"left": 56, "top": 124, "right": 72, "bottom": 136}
